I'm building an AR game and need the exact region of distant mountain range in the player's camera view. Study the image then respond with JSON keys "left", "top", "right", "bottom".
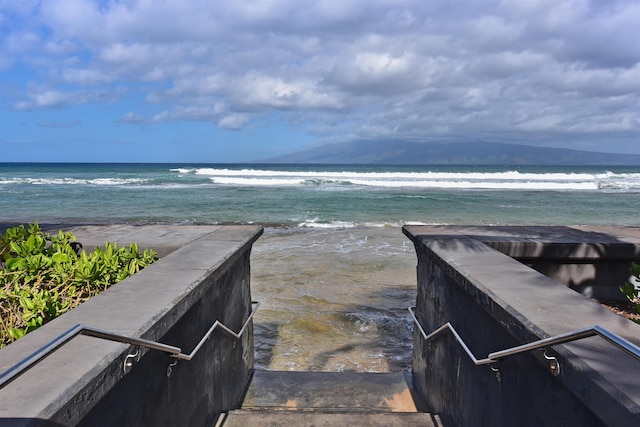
{"left": 263, "top": 141, "right": 640, "bottom": 165}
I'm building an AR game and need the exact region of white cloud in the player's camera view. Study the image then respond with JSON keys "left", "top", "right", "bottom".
{"left": 2, "top": 0, "right": 639, "bottom": 152}
{"left": 120, "top": 112, "right": 146, "bottom": 124}
{"left": 62, "top": 68, "right": 115, "bottom": 85}
{"left": 218, "top": 114, "right": 250, "bottom": 130}
{"left": 15, "top": 90, "right": 70, "bottom": 110}
{"left": 152, "top": 106, "right": 218, "bottom": 123}
{"left": 235, "top": 73, "right": 342, "bottom": 110}
{"left": 324, "top": 52, "right": 421, "bottom": 96}
{"left": 14, "top": 87, "right": 123, "bottom": 110}
{"left": 44, "top": 39, "right": 77, "bottom": 55}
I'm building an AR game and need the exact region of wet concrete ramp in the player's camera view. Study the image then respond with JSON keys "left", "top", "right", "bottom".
{"left": 217, "top": 370, "right": 452, "bottom": 426}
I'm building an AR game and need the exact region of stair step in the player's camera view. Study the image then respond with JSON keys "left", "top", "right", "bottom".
{"left": 239, "top": 370, "right": 426, "bottom": 412}
{"left": 217, "top": 410, "right": 449, "bottom": 427}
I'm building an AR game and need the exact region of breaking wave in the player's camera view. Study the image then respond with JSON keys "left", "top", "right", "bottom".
{"left": 177, "top": 168, "right": 640, "bottom": 191}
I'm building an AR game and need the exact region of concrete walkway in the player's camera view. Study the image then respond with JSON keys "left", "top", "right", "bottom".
{"left": 218, "top": 370, "right": 452, "bottom": 426}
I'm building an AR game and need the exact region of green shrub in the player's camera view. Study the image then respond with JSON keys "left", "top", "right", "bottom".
{"left": 620, "top": 262, "right": 640, "bottom": 325}
{"left": 0, "top": 223, "right": 157, "bottom": 348}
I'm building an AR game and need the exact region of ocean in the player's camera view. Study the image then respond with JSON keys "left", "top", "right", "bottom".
{"left": 2, "top": 162, "right": 640, "bottom": 372}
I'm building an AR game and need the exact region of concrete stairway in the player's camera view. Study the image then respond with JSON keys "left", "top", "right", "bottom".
{"left": 216, "top": 370, "right": 452, "bottom": 427}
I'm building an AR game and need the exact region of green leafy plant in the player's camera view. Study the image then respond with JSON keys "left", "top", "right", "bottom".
{"left": 620, "top": 262, "right": 640, "bottom": 324}
{"left": 1, "top": 222, "right": 158, "bottom": 347}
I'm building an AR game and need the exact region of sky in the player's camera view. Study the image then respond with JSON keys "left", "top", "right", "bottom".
{"left": 1, "top": 0, "right": 639, "bottom": 163}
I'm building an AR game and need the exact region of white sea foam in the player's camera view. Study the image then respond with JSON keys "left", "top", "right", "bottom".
{"left": 4, "top": 166, "right": 639, "bottom": 192}
{"left": 350, "top": 179, "right": 599, "bottom": 190}
{"left": 297, "top": 220, "right": 409, "bottom": 229}
{"left": 194, "top": 168, "right": 598, "bottom": 180}
{"left": 0, "top": 177, "right": 147, "bottom": 186}
{"left": 209, "top": 177, "right": 307, "bottom": 186}
{"left": 170, "top": 168, "right": 194, "bottom": 174}
{"left": 188, "top": 167, "right": 640, "bottom": 191}
{"left": 298, "top": 221, "right": 358, "bottom": 229}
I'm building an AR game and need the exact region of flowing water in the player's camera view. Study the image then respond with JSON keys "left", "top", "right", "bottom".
{"left": 251, "top": 226, "right": 417, "bottom": 372}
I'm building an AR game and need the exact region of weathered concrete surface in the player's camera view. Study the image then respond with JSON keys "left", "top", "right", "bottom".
{"left": 241, "top": 370, "right": 423, "bottom": 412}
{"left": 220, "top": 411, "right": 448, "bottom": 426}
{"left": 220, "top": 369, "right": 453, "bottom": 426}
{"left": 405, "top": 225, "right": 640, "bottom": 300}
{"left": 0, "top": 225, "right": 263, "bottom": 426}
{"left": 404, "top": 225, "right": 640, "bottom": 427}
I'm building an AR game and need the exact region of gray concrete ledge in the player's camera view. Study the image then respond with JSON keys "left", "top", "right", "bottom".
{"left": 405, "top": 225, "right": 640, "bottom": 300}
{"left": 0, "top": 225, "right": 263, "bottom": 426}
{"left": 403, "top": 225, "right": 640, "bottom": 427}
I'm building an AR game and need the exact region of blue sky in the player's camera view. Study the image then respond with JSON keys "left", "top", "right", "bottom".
{"left": 1, "top": 0, "right": 639, "bottom": 163}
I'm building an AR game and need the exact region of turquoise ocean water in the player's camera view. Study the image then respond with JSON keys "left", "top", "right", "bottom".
{"left": 2, "top": 163, "right": 639, "bottom": 372}
{"left": 1, "top": 163, "right": 639, "bottom": 226}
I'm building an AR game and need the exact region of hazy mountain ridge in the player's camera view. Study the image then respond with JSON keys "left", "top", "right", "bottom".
{"left": 264, "top": 141, "right": 640, "bottom": 165}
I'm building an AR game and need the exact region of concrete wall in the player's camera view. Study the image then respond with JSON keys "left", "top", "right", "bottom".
{"left": 430, "top": 225, "right": 640, "bottom": 301}
{"left": 483, "top": 239, "right": 640, "bottom": 301}
{"left": 0, "top": 225, "right": 263, "bottom": 427}
{"left": 404, "top": 225, "right": 640, "bottom": 427}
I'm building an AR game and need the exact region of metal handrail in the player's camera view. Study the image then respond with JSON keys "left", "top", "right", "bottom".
{"left": 0, "top": 301, "right": 259, "bottom": 389}
{"left": 408, "top": 306, "right": 640, "bottom": 367}
{"left": 175, "top": 301, "right": 259, "bottom": 361}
